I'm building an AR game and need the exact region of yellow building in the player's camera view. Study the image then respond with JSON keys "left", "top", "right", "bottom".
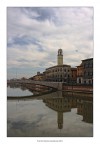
{"left": 30, "top": 72, "right": 44, "bottom": 81}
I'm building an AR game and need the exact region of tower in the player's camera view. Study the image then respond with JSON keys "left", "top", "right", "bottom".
{"left": 57, "top": 49, "right": 63, "bottom": 65}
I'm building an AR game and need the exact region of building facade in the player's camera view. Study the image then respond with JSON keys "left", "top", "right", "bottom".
{"left": 77, "top": 58, "right": 93, "bottom": 84}
{"left": 82, "top": 58, "right": 93, "bottom": 84}
{"left": 44, "top": 49, "right": 72, "bottom": 82}
{"left": 77, "top": 64, "right": 84, "bottom": 84}
{"left": 71, "top": 68, "right": 77, "bottom": 84}
{"left": 45, "top": 65, "right": 71, "bottom": 82}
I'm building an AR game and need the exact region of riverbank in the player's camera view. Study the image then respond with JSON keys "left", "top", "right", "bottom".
{"left": 63, "top": 85, "right": 93, "bottom": 93}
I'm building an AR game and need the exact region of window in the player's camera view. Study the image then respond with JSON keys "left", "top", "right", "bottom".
{"left": 86, "top": 64, "right": 88, "bottom": 68}
{"left": 79, "top": 79, "right": 81, "bottom": 83}
{"left": 89, "top": 80, "right": 91, "bottom": 84}
{"left": 90, "top": 72, "right": 93, "bottom": 76}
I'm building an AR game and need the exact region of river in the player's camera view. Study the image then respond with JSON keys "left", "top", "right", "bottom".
{"left": 7, "top": 86, "right": 93, "bottom": 137}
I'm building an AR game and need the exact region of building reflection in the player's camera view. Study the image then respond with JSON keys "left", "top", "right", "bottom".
{"left": 77, "top": 100, "right": 93, "bottom": 123}
{"left": 43, "top": 91, "right": 93, "bottom": 129}
{"left": 43, "top": 95, "right": 71, "bottom": 129}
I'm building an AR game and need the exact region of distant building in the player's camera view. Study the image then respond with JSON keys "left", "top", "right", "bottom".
{"left": 21, "top": 77, "right": 27, "bottom": 80}
{"left": 30, "top": 72, "right": 44, "bottom": 81}
{"left": 37, "top": 72, "right": 41, "bottom": 75}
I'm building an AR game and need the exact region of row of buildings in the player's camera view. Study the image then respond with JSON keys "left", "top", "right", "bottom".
{"left": 30, "top": 49, "right": 93, "bottom": 85}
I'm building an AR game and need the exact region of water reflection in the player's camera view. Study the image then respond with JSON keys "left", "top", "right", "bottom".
{"left": 7, "top": 87, "right": 93, "bottom": 137}
{"left": 77, "top": 100, "right": 93, "bottom": 123}
{"left": 7, "top": 83, "right": 27, "bottom": 90}
{"left": 7, "top": 83, "right": 52, "bottom": 97}
{"left": 42, "top": 91, "right": 93, "bottom": 130}
{"left": 7, "top": 87, "right": 34, "bottom": 97}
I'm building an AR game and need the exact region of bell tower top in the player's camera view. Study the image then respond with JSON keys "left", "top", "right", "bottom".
{"left": 57, "top": 49, "right": 63, "bottom": 65}
{"left": 58, "top": 49, "right": 63, "bottom": 56}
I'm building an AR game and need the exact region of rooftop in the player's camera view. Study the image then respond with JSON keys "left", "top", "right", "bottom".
{"left": 46, "top": 64, "right": 71, "bottom": 70}
{"left": 82, "top": 58, "right": 93, "bottom": 61}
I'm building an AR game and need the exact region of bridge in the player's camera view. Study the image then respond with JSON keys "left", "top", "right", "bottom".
{"left": 8, "top": 80, "right": 63, "bottom": 90}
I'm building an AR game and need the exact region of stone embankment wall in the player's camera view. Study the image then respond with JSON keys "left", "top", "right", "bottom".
{"left": 63, "top": 85, "right": 93, "bottom": 92}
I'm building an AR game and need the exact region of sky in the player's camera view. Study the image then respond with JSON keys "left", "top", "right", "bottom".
{"left": 7, "top": 7, "right": 93, "bottom": 79}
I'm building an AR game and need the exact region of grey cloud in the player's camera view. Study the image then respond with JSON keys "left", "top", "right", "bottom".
{"left": 21, "top": 7, "right": 57, "bottom": 22}
{"left": 8, "top": 35, "right": 40, "bottom": 46}
{"left": 18, "top": 59, "right": 30, "bottom": 63}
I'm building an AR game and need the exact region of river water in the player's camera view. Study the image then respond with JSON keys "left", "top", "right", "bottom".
{"left": 7, "top": 87, "right": 33, "bottom": 97}
{"left": 7, "top": 86, "right": 93, "bottom": 137}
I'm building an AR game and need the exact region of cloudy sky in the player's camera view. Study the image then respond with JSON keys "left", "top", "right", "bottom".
{"left": 7, "top": 7, "right": 93, "bottom": 79}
